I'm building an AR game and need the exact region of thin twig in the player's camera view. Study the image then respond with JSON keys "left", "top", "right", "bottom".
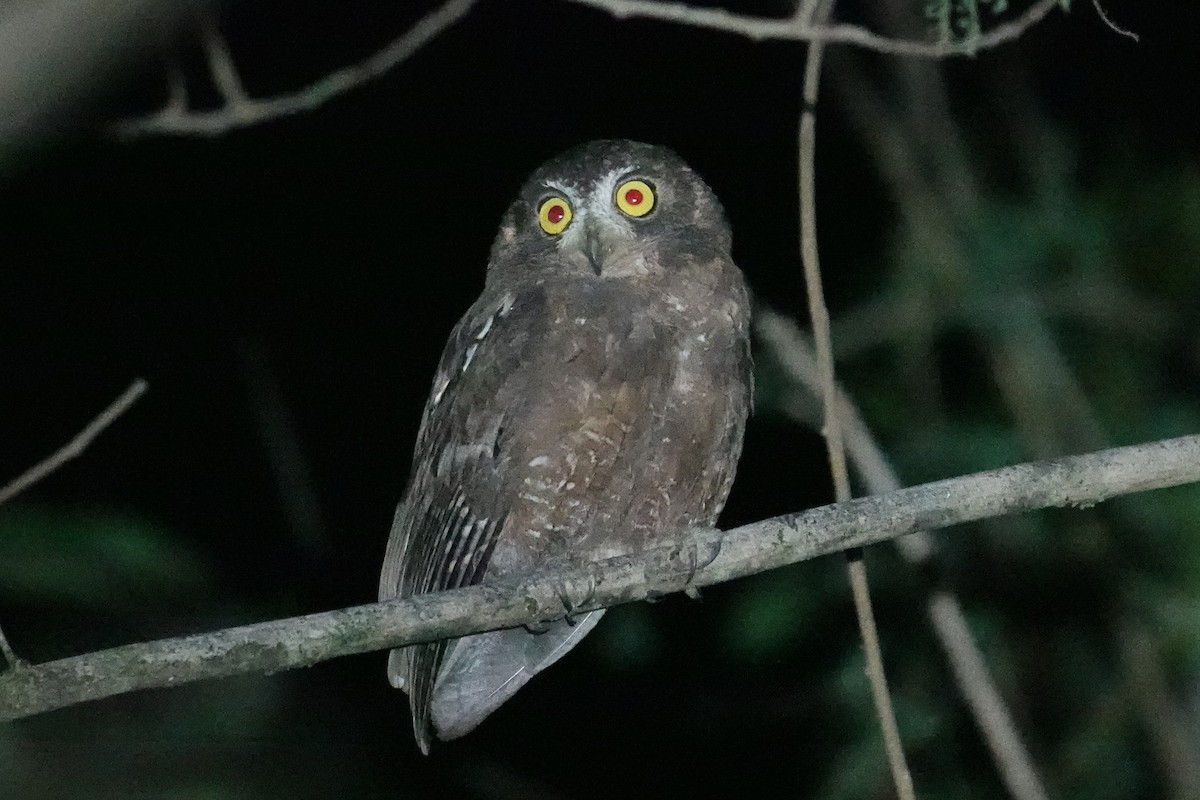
{"left": 0, "top": 379, "right": 148, "bottom": 507}
{"left": 562, "top": 0, "right": 1062, "bottom": 56}
{"left": 799, "top": 2, "right": 849, "bottom": 501}
{"left": 237, "top": 338, "right": 327, "bottom": 559}
{"left": 928, "top": 593, "right": 1052, "bottom": 800}
{"left": 0, "top": 624, "right": 19, "bottom": 669}
{"left": 1090, "top": 0, "right": 1138, "bottom": 42}
{"left": 2, "top": 434, "right": 1198, "bottom": 721}
{"left": 112, "top": 0, "right": 478, "bottom": 137}
{"left": 796, "top": 0, "right": 915, "bottom": 795}
{"left": 198, "top": 10, "right": 248, "bottom": 105}
{"left": 164, "top": 53, "right": 187, "bottom": 114}
{"left": 755, "top": 310, "right": 1052, "bottom": 800}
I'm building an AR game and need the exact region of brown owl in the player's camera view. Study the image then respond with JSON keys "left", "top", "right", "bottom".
{"left": 378, "top": 139, "right": 752, "bottom": 753}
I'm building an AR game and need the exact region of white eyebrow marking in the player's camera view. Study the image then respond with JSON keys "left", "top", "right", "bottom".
{"left": 544, "top": 180, "right": 580, "bottom": 201}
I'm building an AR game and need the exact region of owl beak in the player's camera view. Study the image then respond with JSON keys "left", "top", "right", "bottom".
{"left": 583, "top": 219, "right": 615, "bottom": 275}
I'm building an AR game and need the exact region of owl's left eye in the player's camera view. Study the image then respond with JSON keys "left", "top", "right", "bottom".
{"left": 615, "top": 179, "right": 656, "bottom": 218}
{"left": 538, "top": 196, "right": 573, "bottom": 235}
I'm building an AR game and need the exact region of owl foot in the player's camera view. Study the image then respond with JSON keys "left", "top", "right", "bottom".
{"left": 557, "top": 574, "right": 597, "bottom": 626}
{"left": 522, "top": 574, "right": 598, "bottom": 633}
{"left": 677, "top": 534, "right": 723, "bottom": 601}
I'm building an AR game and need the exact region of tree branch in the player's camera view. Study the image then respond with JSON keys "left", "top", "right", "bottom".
{"left": 560, "top": 0, "right": 1063, "bottom": 56}
{"left": 756, "top": 309, "right": 1052, "bottom": 800}
{"left": 111, "top": 0, "right": 478, "bottom": 137}
{"left": 793, "top": 0, "right": 915, "bottom": 795}
{"left": 3, "top": 434, "right": 1198, "bottom": 721}
{"left": 0, "top": 379, "right": 148, "bottom": 507}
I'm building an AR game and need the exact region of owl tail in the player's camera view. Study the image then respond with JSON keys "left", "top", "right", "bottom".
{"left": 429, "top": 609, "right": 605, "bottom": 741}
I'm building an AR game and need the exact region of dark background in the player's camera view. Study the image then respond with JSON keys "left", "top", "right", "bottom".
{"left": 2, "top": 1, "right": 1199, "bottom": 798}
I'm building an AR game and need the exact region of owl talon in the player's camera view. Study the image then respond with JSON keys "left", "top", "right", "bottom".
{"left": 678, "top": 535, "right": 722, "bottom": 598}
{"left": 524, "top": 619, "right": 554, "bottom": 635}
{"left": 556, "top": 574, "right": 598, "bottom": 625}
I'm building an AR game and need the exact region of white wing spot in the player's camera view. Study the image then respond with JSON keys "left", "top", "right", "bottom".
{"left": 528, "top": 455, "right": 550, "bottom": 467}
{"left": 583, "top": 430, "right": 616, "bottom": 447}
{"left": 475, "top": 314, "right": 495, "bottom": 340}
{"left": 432, "top": 376, "right": 451, "bottom": 405}
{"left": 518, "top": 491, "right": 552, "bottom": 506}
{"left": 462, "top": 343, "right": 479, "bottom": 373}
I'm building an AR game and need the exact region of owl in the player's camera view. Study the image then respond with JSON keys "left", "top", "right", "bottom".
{"left": 378, "top": 139, "right": 752, "bottom": 753}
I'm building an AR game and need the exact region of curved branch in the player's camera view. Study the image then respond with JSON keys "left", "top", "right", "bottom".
{"left": 0, "top": 379, "right": 148, "bottom": 507}
{"left": 2, "top": 434, "right": 1198, "bottom": 721}
{"left": 561, "top": 0, "right": 1063, "bottom": 56}
{"left": 112, "top": 0, "right": 478, "bottom": 137}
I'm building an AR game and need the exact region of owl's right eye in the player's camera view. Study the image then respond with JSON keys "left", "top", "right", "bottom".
{"left": 537, "top": 196, "right": 573, "bottom": 235}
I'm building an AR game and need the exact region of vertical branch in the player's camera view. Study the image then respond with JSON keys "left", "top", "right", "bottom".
{"left": 164, "top": 52, "right": 188, "bottom": 114}
{"left": 795, "top": 2, "right": 915, "bottom": 798}
{"left": 0, "top": 624, "right": 20, "bottom": 669}
{"left": 237, "top": 338, "right": 327, "bottom": 560}
{"left": 756, "top": 310, "right": 1052, "bottom": 800}
{"left": 198, "top": 9, "right": 248, "bottom": 105}
{"left": 798, "top": 3, "right": 849, "bottom": 501}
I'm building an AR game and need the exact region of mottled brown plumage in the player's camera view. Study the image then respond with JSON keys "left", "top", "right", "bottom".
{"left": 379, "top": 140, "right": 751, "bottom": 753}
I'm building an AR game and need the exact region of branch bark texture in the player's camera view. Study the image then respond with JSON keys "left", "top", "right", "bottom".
{"left": 563, "top": 0, "right": 1062, "bottom": 55}
{"left": 2, "top": 434, "right": 1197, "bottom": 721}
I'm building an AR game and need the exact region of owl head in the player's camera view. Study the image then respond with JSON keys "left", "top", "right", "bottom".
{"left": 487, "top": 140, "right": 731, "bottom": 284}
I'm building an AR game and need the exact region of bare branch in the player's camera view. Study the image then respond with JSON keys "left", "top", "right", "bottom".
{"left": 2, "top": 434, "right": 1198, "bottom": 721}
{"left": 0, "top": 379, "right": 148, "bottom": 507}
{"left": 1091, "top": 0, "right": 1138, "bottom": 42}
{"left": 795, "top": 0, "right": 913, "bottom": 794}
{"left": 928, "top": 592, "right": 1052, "bottom": 800}
{"left": 561, "top": 0, "right": 1063, "bottom": 56}
{"left": 198, "top": 11, "right": 248, "bottom": 105}
{"left": 0, "top": 625, "right": 18, "bottom": 669}
{"left": 112, "top": 0, "right": 478, "bottom": 137}
{"left": 757, "top": 309, "right": 1052, "bottom": 800}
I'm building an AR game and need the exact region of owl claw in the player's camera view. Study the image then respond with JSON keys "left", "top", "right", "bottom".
{"left": 678, "top": 535, "right": 722, "bottom": 600}
{"left": 555, "top": 574, "right": 597, "bottom": 626}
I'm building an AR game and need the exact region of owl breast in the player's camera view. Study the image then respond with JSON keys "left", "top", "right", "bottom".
{"left": 481, "top": 271, "right": 750, "bottom": 579}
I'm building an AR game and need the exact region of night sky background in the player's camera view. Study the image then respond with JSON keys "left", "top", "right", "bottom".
{"left": 2, "top": 1, "right": 1199, "bottom": 798}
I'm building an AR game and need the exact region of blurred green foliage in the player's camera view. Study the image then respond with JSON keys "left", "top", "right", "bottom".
{"left": 0, "top": 506, "right": 209, "bottom": 606}
{"left": 750, "top": 139, "right": 1200, "bottom": 799}
{"left": 2, "top": 2, "right": 1197, "bottom": 797}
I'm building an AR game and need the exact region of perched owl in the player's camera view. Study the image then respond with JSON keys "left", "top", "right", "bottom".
{"left": 379, "top": 139, "right": 752, "bottom": 753}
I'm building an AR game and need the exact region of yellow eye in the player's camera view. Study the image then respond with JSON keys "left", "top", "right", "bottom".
{"left": 538, "top": 196, "right": 573, "bottom": 235}
{"left": 615, "top": 179, "right": 655, "bottom": 218}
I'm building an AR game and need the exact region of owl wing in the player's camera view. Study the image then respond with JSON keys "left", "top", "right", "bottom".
{"left": 379, "top": 286, "right": 559, "bottom": 753}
